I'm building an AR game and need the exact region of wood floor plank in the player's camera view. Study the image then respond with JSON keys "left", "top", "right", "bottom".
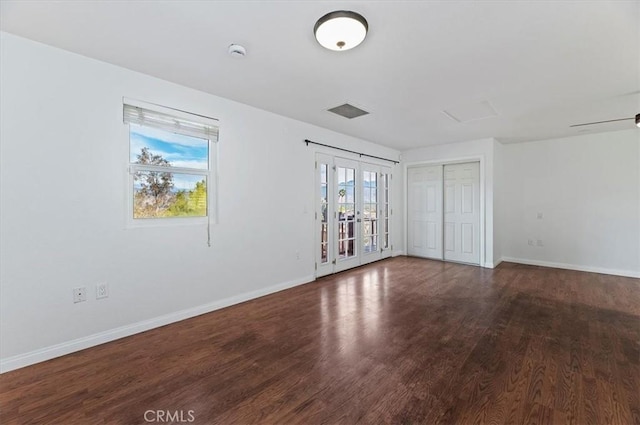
{"left": 0, "top": 257, "right": 638, "bottom": 424}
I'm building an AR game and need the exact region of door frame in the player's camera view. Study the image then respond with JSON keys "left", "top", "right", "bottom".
{"left": 404, "top": 155, "right": 487, "bottom": 268}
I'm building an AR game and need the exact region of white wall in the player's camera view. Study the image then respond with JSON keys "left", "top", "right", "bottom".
{"left": 493, "top": 139, "right": 505, "bottom": 263}
{"left": 500, "top": 129, "right": 640, "bottom": 277}
{"left": 0, "top": 32, "right": 401, "bottom": 371}
{"left": 402, "top": 138, "right": 497, "bottom": 268}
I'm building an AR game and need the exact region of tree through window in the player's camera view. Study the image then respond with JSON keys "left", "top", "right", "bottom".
{"left": 123, "top": 101, "right": 218, "bottom": 222}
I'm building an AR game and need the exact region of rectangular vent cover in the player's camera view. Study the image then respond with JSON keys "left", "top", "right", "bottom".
{"left": 327, "top": 103, "right": 369, "bottom": 119}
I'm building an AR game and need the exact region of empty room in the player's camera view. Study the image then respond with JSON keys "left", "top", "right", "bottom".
{"left": 1, "top": 1, "right": 639, "bottom": 424}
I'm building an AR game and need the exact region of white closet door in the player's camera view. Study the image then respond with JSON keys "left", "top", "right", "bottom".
{"left": 443, "top": 162, "right": 480, "bottom": 264}
{"left": 407, "top": 165, "right": 443, "bottom": 259}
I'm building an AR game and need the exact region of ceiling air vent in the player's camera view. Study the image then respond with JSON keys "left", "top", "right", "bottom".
{"left": 327, "top": 103, "right": 369, "bottom": 119}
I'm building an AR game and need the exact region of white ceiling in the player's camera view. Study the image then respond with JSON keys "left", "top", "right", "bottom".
{"left": 1, "top": 1, "right": 638, "bottom": 150}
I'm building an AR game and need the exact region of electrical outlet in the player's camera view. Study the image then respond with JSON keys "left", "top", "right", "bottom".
{"left": 528, "top": 239, "right": 534, "bottom": 246}
{"left": 73, "top": 286, "right": 87, "bottom": 303}
{"left": 536, "top": 239, "right": 544, "bottom": 247}
{"left": 96, "top": 283, "right": 108, "bottom": 299}
{"left": 537, "top": 212, "right": 543, "bottom": 219}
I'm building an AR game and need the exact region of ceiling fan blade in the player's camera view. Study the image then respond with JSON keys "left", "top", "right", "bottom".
{"left": 570, "top": 117, "right": 633, "bottom": 127}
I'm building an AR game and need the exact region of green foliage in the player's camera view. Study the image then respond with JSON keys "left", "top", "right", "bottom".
{"left": 166, "top": 180, "right": 207, "bottom": 217}
{"left": 188, "top": 180, "right": 207, "bottom": 214}
{"left": 133, "top": 148, "right": 206, "bottom": 219}
{"left": 166, "top": 190, "right": 189, "bottom": 216}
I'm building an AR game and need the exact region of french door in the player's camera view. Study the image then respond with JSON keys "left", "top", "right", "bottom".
{"left": 334, "top": 157, "right": 360, "bottom": 272}
{"left": 316, "top": 154, "right": 392, "bottom": 277}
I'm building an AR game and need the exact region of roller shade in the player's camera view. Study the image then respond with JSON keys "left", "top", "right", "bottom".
{"left": 123, "top": 101, "right": 219, "bottom": 142}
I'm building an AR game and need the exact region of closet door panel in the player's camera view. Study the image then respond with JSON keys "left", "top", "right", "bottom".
{"left": 407, "top": 165, "right": 443, "bottom": 259}
{"left": 443, "top": 162, "right": 480, "bottom": 264}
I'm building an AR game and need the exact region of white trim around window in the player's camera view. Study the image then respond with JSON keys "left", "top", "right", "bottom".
{"left": 122, "top": 98, "right": 219, "bottom": 231}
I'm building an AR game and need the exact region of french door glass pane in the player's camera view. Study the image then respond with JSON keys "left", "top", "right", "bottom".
{"left": 363, "top": 171, "right": 378, "bottom": 253}
{"left": 338, "top": 166, "right": 356, "bottom": 259}
{"left": 381, "top": 173, "right": 390, "bottom": 249}
{"left": 320, "top": 163, "right": 328, "bottom": 263}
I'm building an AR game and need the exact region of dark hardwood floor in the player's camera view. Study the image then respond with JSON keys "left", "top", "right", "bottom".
{"left": 1, "top": 257, "right": 639, "bottom": 424}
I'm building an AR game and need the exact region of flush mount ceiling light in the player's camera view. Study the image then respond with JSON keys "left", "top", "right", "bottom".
{"left": 314, "top": 10, "right": 368, "bottom": 51}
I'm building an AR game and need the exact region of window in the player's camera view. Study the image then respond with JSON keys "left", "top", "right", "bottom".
{"left": 123, "top": 100, "right": 218, "bottom": 225}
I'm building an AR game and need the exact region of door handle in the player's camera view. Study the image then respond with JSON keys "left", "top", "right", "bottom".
{"left": 357, "top": 219, "right": 361, "bottom": 222}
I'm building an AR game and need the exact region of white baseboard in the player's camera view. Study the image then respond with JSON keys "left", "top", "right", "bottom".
{"left": 492, "top": 258, "right": 504, "bottom": 268}
{"left": 501, "top": 257, "right": 640, "bottom": 278}
{"left": 392, "top": 250, "right": 405, "bottom": 257}
{"left": 0, "top": 274, "right": 315, "bottom": 374}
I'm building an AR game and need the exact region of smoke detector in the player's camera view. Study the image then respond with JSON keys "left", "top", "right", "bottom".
{"left": 228, "top": 44, "right": 246, "bottom": 58}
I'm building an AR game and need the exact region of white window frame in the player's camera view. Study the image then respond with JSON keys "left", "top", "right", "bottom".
{"left": 123, "top": 98, "right": 218, "bottom": 229}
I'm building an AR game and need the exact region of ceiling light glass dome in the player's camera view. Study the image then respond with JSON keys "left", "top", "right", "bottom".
{"left": 314, "top": 11, "right": 368, "bottom": 51}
